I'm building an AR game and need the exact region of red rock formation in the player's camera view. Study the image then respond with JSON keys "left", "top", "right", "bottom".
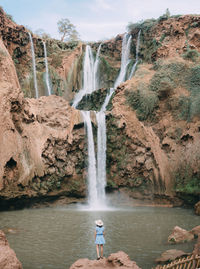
{"left": 0, "top": 230, "right": 22, "bottom": 269}
{"left": 194, "top": 201, "right": 200, "bottom": 215}
{"left": 168, "top": 226, "right": 194, "bottom": 244}
{"left": 0, "top": 34, "right": 86, "bottom": 208}
{"left": 70, "top": 251, "right": 141, "bottom": 269}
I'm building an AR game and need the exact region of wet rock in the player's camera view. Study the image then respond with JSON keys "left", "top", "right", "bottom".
{"left": 193, "top": 234, "right": 200, "bottom": 255}
{"left": 168, "top": 226, "right": 194, "bottom": 244}
{"left": 190, "top": 225, "right": 200, "bottom": 237}
{"left": 155, "top": 249, "right": 187, "bottom": 264}
{"left": 70, "top": 251, "right": 141, "bottom": 269}
{"left": 194, "top": 201, "right": 200, "bottom": 215}
{"left": 0, "top": 230, "right": 22, "bottom": 269}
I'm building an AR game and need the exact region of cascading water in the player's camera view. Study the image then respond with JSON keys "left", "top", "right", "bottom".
{"left": 95, "top": 88, "right": 114, "bottom": 209}
{"left": 81, "top": 111, "right": 99, "bottom": 209}
{"left": 128, "top": 30, "right": 141, "bottom": 79}
{"left": 93, "top": 43, "right": 102, "bottom": 91}
{"left": 28, "top": 32, "right": 39, "bottom": 99}
{"left": 114, "top": 33, "right": 132, "bottom": 88}
{"left": 72, "top": 44, "right": 102, "bottom": 108}
{"left": 43, "top": 41, "right": 51, "bottom": 96}
{"left": 79, "top": 36, "right": 133, "bottom": 210}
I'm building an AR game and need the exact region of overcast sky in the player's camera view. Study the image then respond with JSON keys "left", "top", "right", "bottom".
{"left": 1, "top": 0, "right": 200, "bottom": 41}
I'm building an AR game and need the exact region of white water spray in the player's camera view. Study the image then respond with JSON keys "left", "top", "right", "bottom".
{"left": 129, "top": 30, "right": 141, "bottom": 79}
{"left": 94, "top": 43, "right": 102, "bottom": 91}
{"left": 28, "top": 32, "right": 39, "bottom": 99}
{"left": 72, "top": 44, "right": 101, "bottom": 108}
{"left": 77, "top": 35, "right": 133, "bottom": 210}
{"left": 114, "top": 33, "right": 132, "bottom": 88}
{"left": 81, "top": 110, "right": 103, "bottom": 209}
{"left": 95, "top": 88, "right": 115, "bottom": 209}
{"left": 43, "top": 41, "right": 51, "bottom": 95}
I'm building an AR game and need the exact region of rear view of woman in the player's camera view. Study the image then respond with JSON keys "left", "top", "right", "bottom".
{"left": 94, "top": 219, "right": 105, "bottom": 260}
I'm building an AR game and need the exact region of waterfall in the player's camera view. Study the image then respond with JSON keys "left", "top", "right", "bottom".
{"left": 43, "top": 41, "right": 51, "bottom": 96}
{"left": 72, "top": 44, "right": 101, "bottom": 108}
{"left": 81, "top": 111, "right": 99, "bottom": 209}
{"left": 114, "top": 33, "right": 132, "bottom": 88}
{"left": 94, "top": 43, "right": 102, "bottom": 91}
{"left": 129, "top": 30, "right": 141, "bottom": 79}
{"left": 28, "top": 32, "right": 39, "bottom": 99}
{"left": 77, "top": 36, "right": 134, "bottom": 210}
{"left": 95, "top": 88, "right": 115, "bottom": 209}
{"left": 96, "top": 111, "right": 106, "bottom": 204}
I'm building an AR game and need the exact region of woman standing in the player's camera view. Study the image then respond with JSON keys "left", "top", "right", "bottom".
{"left": 94, "top": 219, "right": 105, "bottom": 260}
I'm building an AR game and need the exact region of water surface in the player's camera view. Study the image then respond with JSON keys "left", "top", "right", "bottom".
{"left": 0, "top": 204, "right": 199, "bottom": 269}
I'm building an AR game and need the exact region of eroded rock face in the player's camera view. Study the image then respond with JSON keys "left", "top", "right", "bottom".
{"left": 0, "top": 7, "right": 83, "bottom": 99}
{"left": 0, "top": 38, "right": 86, "bottom": 208}
{"left": 0, "top": 230, "right": 22, "bottom": 269}
{"left": 70, "top": 251, "right": 141, "bottom": 269}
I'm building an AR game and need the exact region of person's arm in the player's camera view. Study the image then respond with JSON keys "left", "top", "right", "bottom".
{"left": 94, "top": 230, "right": 97, "bottom": 239}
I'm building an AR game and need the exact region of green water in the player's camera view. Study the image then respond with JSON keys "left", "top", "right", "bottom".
{"left": 0, "top": 203, "right": 199, "bottom": 269}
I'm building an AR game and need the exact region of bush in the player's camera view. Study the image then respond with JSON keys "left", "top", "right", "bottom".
{"left": 178, "top": 95, "right": 191, "bottom": 120}
{"left": 126, "top": 18, "right": 157, "bottom": 33}
{"left": 186, "top": 65, "right": 200, "bottom": 94}
{"left": 150, "top": 62, "right": 188, "bottom": 98}
{"left": 126, "top": 82, "right": 159, "bottom": 121}
{"left": 182, "top": 49, "right": 200, "bottom": 62}
{"left": 175, "top": 164, "right": 200, "bottom": 194}
{"left": 6, "top": 14, "right": 15, "bottom": 23}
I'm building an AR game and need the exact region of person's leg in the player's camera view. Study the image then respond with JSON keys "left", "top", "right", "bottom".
{"left": 96, "top": 244, "right": 100, "bottom": 259}
{"left": 100, "top": 244, "right": 103, "bottom": 258}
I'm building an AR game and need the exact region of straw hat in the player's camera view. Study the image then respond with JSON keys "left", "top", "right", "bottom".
{"left": 95, "top": 219, "right": 104, "bottom": 226}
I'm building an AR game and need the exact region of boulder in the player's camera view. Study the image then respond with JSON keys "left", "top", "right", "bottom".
{"left": 168, "top": 226, "right": 194, "bottom": 244}
{"left": 155, "top": 249, "right": 187, "bottom": 264}
{"left": 193, "top": 234, "right": 200, "bottom": 256}
{"left": 70, "top": 251, "right": 141, "bottom": 269}
{"left": 190, "top": 225, "right": 200, "bottom": 237}
{"left": 0, "top": 230, "right": 22, "bottom": 269}
{"left": 194, "top": 201, "right": 200, "bottom": 215}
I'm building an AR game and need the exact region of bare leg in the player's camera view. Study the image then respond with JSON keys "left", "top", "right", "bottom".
{"left": 100, "top": 245, "right": 103, "bottom": 258}
{"left": 96, "top": 245, "right": 100, "bottom": 258}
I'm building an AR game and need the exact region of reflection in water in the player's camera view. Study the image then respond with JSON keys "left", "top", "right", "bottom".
{"left": 0, "top": 204, "right": 199, "bottom": 269}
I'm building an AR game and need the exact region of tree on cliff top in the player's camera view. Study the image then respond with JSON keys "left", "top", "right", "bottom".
{"left": 57, "top": 18, "right": 79, "bottom": 42}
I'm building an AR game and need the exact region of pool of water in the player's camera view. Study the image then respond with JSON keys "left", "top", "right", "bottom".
{"left": 0, "top": 203, "right": 199, "bottom": 269}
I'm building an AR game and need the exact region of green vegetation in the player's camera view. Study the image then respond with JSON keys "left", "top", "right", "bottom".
{"left": 127, "top": 9, "right": 171, "bottom": 33}
{"left": 126, "top": 18, "right": 157, "bottom": 33}
{"left": 6, "top": 14, "right": 15, "bottom": 23}
{"left": 150, "top": 62, "right": 188, "bottom": 99}
{"left": 174, "top": 164, "right": 200, "bottom": 194}
{"left": 126, "top": 59, "right": 200, "bottom": 122}
{"left": 182, "top": 49, "right": 200, "bottom": 62}
{"left": 125, "top": 82, "right": 158, "bottom": 121}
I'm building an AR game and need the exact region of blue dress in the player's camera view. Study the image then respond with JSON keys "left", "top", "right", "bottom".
{"left": 95, "top": 226, "right": 105, "bottom": 245}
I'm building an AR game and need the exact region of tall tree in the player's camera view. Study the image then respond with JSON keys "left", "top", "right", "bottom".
{"left": 57, "top": 18, "right": 79, "bottom": 42}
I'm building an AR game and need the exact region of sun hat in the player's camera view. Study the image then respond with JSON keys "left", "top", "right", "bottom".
{"left": 95, "top": 219, "right": 104, "bottom": 226}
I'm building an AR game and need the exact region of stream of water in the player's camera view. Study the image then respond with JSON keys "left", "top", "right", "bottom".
{"left": 1, "top": 202, "right": 199, "bottom": 269}
{"left": 28, "top": 32, "right": 39, "bottom": 99}
{"left": 43, "top": 41, "right": 51, "bottom": 96}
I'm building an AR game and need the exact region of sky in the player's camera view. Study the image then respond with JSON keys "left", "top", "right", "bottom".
{"left": 1, "top": 0, "right": 200, "bottom": 42}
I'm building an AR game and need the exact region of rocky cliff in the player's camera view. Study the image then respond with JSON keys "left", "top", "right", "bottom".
{"left": 0, "top": 7, "right": 200, "bottom": 209}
